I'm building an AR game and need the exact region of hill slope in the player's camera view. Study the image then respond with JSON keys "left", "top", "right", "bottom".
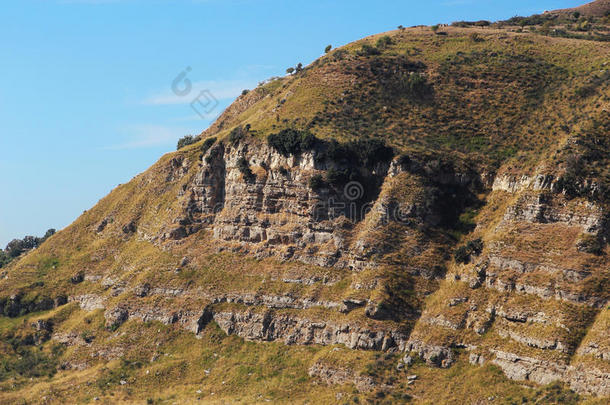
{"left": 0, "top": 7, "right": 609, "bottom": 404}
{"left": 547, "top": 0, "right": 610, "bottom": 17}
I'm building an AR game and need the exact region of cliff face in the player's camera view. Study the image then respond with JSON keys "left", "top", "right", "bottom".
{"left": 0, "top": 18, "right": 609, "bottom": 403}
{"left": 32, "top": 134, "right": 607, "bottom": 396}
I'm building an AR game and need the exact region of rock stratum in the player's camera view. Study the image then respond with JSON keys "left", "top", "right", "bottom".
{"left": 1, "top": 4, "right": 609, "bottom": 403}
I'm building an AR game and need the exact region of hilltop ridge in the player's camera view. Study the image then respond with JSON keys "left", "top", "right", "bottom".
{"left": 546, "top": 0, "right": 610, "bottom": 17}
{"left": 0, "top": 4, "right": 608, "bottom": 404}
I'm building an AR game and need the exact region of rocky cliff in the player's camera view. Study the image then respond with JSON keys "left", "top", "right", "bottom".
{"left": 0, "top": 11, "right": 609, "bottom": 403}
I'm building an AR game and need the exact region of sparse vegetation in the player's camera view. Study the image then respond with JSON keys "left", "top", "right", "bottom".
{"left": 469, "top": 32, "right": 483, "bottom": 42}
{"left": 1, "top": 7, "right": 609, "bottom": 403}
{"left": 229, "top": 126, "right": 249, "bottom": 145}
{"left": 267, "top": 128, "right": 318, "bottom": 156}
{"left": 236, "top": 156, "right": 255, "bottom": 182}
{"left": 177, "top": 135, "right": 199, "bottom": 150}
{"left": 308, "top": 174, "right": 326, "bottom": 190}
{"left": 454, "top": 238, "right": 483, "bottom": 264}
{"left": 0, "top": 343, "right": 63, "bottom": 381}
{"left": 357, "top": 44, "right": 381, "bottom": 56}
{"left": 376, "top": 35, "right": 393, "bottom": 49}
{"left": 201, "top": 137, "right": 216, "bottom": 154}
{"left": 0, "top": 229, "right": 56, "bottom": 268}
{"left": 577, "top": 234, "right": 604, "bottom": 255}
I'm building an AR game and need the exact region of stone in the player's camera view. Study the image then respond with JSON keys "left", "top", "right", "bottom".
{"left": 104, "top": 307, "right": 129, "bottom": 329}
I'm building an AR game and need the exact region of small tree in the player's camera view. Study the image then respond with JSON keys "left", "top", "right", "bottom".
{"left": 43, "top": 229, "right": 56, "bottom": 240}
{"left": 0, "top": 250, "right": 9, "bottom": 268}
{"left": 229, "top": 126, "right": 248, "bottom": 145}
{"left": 308, "top": 174, "right": 326, "bottom": 191}
{"left": 324, "top": 45, "right": 332, "bottom": 53}
{"left": 286, "top": 67, "right": 295, "bottom": 75}
{"left": 201, "top": 137, "right": 216, "bottom": 154}
{"left": 267, "top": 128, "right": 318, "bottom": 156}
{"left": 454, "top": 246, "right": 470, "bottom": 264}
{"left": 357, "top": 44, "right": 381, "bottom": 56}
{"left": 177, "top": 135, "right": 198, "bottom": 150}
{"left": 398, "top": 25, "right": 405, "bottom": 31}
{"left": 295, "top": 63, "right": 303, "bottom": 73}
{"left": 376, "top": 35, "right": 393, "bottom": 49}
{"left": 431, "top": 24, "right": 439, "bottom": 32}
{"left": 237, "top": 157, "right": 255, "bottom": 182}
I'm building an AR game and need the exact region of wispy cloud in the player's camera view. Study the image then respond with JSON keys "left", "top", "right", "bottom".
{"left": 103, "top": 124, "right": 193, "bottom": 150}
{"left": 143, "top": 78, "right": 257, "bottom": 106}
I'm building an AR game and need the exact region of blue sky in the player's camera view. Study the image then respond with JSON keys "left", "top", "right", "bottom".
{"left": 0, "top": 0, "right": 583, "bottom": 246}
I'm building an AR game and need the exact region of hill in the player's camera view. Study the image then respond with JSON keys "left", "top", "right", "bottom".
{"left": 547, "top": 0, "right": 610, "bottom": 17}
{"left": 0, "top": 4, "right": 608, "bottom": 404}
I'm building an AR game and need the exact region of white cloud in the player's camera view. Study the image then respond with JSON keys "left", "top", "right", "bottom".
{"left": 103, "top": 124, "right": 194, "bottom": 150}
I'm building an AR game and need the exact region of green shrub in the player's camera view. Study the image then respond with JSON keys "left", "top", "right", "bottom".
{"left": 455, "top": 238, "right": 483, "bottom": 263}
{"left": 324, "top": 45, "right": 332, "bottom": 53}
{"left": 237, "top": 157, "right": 255, "bottom": 182}
{"left": 574, "top": 85, "right": 596, "bottom": 98}
{"left": 2, "top": 229, "right": 56, "bottom": 264}
{"left": 454, "top": 246, "right": 470, "bottom": 264}
{"left": 0, "top": 250, "right": 10, "bottom": 268}
{"left": 357, "top": 44, "right": 381, "bottom": 56}
{"left": 376, "top": 35, "right": 393, "bottom": 49}
{"left": 402, "top": 72, "right": 431, "bottom": 97}
{"left": 308, "top": 174, "right": 326, "bottom": 190}
{"left": 320, "top": 139, "right": 354, "bottom": 164}
{"left": 451, "top": 21, "right": 470, "bottom": 27}
{"left": 325, "top": 168, "right": 350, "bottom": 187}
{"left": 397, "top": 154, "right": 411, "bottom": 167}
{"left": 318, "top": 138, "right": 394, "bottom": 169}
{"left": 267, "top": 128, "right": 318, "bottom": 156}
{"left": 177, "top": 135, "right": 198, "bottom": 150}
{"left": 350, "top": 139, "right": 394, "bottom": 168}
{"left": 466, "top": 238, "right": 483, "bottom": 255}
{"left": 229, "top": 126, "right": 248, "bottom": 145}
{"left": 204, "top": 143, "right": 222, "bottom": 165}
{"left": 0, "top": 346, "right": 62, "bottom": 381}
{"left": 331, "top": 49, "right": 347, "bottom": 61}
{"left": 201, "top": 137, "right": 216, "bottom": 154}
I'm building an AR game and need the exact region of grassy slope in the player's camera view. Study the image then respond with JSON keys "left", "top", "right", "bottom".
{"left": 1, "top": 308, "right": 604, "bottom": 405}
{"left": 0, "top": 20, "right": 609, "bottom": 404}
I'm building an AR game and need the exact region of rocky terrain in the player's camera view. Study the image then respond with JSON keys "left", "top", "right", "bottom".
{"left": 0, "top": 2, "right": 609, "bottom": 403}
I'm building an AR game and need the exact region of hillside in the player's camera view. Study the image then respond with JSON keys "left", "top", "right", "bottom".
{"left": 0, "top": 4, "right": 609, "bottom": 404}
{"left": 548, "top": 0, "right": 610, "bottom": 17}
